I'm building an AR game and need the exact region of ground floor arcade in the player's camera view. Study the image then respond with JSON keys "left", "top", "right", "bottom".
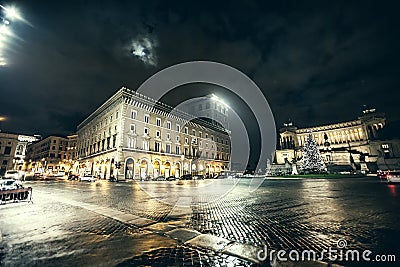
{"left": 77, "top": 150, "right": 229, "bottom": 180}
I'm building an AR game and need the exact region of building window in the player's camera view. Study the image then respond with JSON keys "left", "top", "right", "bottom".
{"left": 156, "top": 118, "right": 161, "bottom": 127}
{"left": 176, "top": 136, "right": 180, "bottom": 142}
{"left": 3, "top": 146, "right": 12, "bottom": 155}
{"left": 110, "top": 115, "right": 113, "bottom": 122}
{"left": 131, "top": 110, "right": 137, "bottom": 119}
{"left": 167, "top": 133, "right": 170, "bottom": 140}
{"left": 199, "top": 141, "right": 203, "bottom": 147}
{"left": 192, "top": 129, "right": 196, "bottom": 136}
{"left": 156, "top": 130, "right": 161, "bottom": 138}
{"left": 199, "top": 132, "right": 202, "bottom": 138}
{"left": 155, "top": 142, "right": 160, "bottom": 152}
{"left": 107, "top": 137, "right": 111, "bottom": 149}
{"left": 176, "top": 124, "right": 181, "bottom": 132}
{"left": 144, "top": 114, "right": 150, "bottom": 123}
{"left": 128, "top": 137, "right": 136, "bottom": 148}
{"left": 185, "top": 137, "right": 188, "bottom": 144}
{"left": 206, "top": 102, "right": 210, "bottom": 109}
{"left": 166, "top": 144, "right": 171, "bottom": 153}
{"left": 130, "top": 124, "right": 136, "bottom": 133}
{"left": 184, "top": 127, "right": 188, "bottom": 134}
{"left": 144, "top": 127, "right": 149, "bottom": 135}
{"left": 176, "top": 146, "right": 181, "bottom": 155}
{"left": 143, "top": 140, "right": 149, "bottom": 150}
{"left": 166, "top": 121, "right": 171, "bottom": 129}
{"left": 206, "top": 133, "right": 208, "bottom": 139}
{"left": 116, "top": 111, "right": 119, "bottom": 119}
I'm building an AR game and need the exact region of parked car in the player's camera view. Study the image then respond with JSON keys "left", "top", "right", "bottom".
{"left": 154, "top": 176, "right": 166, "bottom": 181}
{"left": 79, "top": 175, "right": 97, "bottom": 182}
{"left": 193, "top": 175, "right": 205, "bottom": 180}
{"left": 109, "top": 176, "right": 117, "bottom": 182}
{"left": 34, "top": 172, "right": 43, "bottom": 178}
{"left": 167, "top": 176, "right": 177, "bottom": 181}
{"left": 386, "top": 171, "right": 400, "bottom": 183}
{"left": 4, "top": 170, "right": 25, "bottom": 180}
{"left": 0, "top": 179, "right": 24, "bottom": 190}
{"left": 68, "top": 173, "right": 80, "bottom": 180}
{"left": 377, "top": 170, "right": 388, "bottom": 179}
{"left": 180, "top": 174, "right": 193, "bottom": 180}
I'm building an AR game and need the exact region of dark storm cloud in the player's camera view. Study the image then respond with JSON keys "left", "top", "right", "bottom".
{"left": 0, "top": 0, "right": 399, "bottom": 141}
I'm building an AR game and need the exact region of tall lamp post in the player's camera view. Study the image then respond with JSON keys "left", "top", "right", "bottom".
{"left": 291, "top": 140, "right": 298, "bottom": 174}
{"left": 181, "top": 155, "right": 184, "bottom": 176}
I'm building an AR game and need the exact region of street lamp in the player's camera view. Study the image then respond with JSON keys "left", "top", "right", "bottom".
{"left": 0, "top": 115, "right": 6, "bottom": 129}
{"left": 2, "top": 5, "right": 21, "bottom": 21}
{"left": 0, "top": 4, "right": 24, "bottom": 66}
{"left": 180, "top": 154, "right": 185, "bottom": 176}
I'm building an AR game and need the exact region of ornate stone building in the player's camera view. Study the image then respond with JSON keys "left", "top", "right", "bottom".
{"left": 76, "top": 87, "right": 231, "bottom": 180}
{"left": 25, "top": 135, "right": 73, "bottom": 174}
{"left": 182, "top": 94, "right": 230, "bottom": 130}
{"left": 0, "top": 132, "right": 41, "bottom": 175}
{"left": 274, "top": 108, "right": 393, "bottom": 173}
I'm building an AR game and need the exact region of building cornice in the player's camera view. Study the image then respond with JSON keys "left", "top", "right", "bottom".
{"left": 295, "top": 119, "right": 363, "bottom": 133}
{"left": 77, "top": 86, "right": 229, "bottom": 135}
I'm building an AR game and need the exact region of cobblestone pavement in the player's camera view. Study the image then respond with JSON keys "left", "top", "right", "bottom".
{"left": 117, "top": 245, "right": 256, "bottom": 267}
{"left": 1, "top": 177, "right": 399, "bottom": 266}
{"left": 187, "top": 178, "right": 400, "bottom": 260}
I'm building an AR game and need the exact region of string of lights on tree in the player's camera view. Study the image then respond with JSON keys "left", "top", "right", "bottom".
{"left": 301, "top": 132, "right": 327, "bottom": 174}
{"left": 0, "top": 4, "right": 23, "bottom": 66}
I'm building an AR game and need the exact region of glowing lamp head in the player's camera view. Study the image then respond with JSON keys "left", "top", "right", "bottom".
{"left": 4, "top": 6, "right": 22, "bottom": 20}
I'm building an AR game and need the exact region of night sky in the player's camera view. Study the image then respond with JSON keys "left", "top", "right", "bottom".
{"left": 1, "top": 0, "right": 400, "bottom": 137}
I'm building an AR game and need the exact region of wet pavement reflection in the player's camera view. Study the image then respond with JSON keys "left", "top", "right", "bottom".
{"left": 0, "top": 176, "right": 399, "bottom": 266}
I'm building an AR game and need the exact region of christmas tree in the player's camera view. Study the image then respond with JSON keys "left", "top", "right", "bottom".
{"left": 301, "top": 133, "right": 326, "bottom": 174}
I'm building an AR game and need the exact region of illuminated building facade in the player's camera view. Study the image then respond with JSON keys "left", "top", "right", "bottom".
{"left": 76, "top": 87, "right": 231, "bottom": 180}
{"left": 274, "top": 108, "right": 398, "bottom": 173}
{"left": 0, "top": 132, "right": 41, "bottom": 175}
{"left": 183, "top": 94, "right": 230, "bottom": 130}
{"left": 25, "top": 136, "right": 73, "bottom": 174}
